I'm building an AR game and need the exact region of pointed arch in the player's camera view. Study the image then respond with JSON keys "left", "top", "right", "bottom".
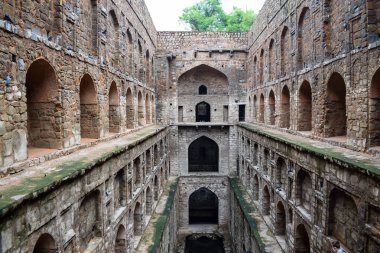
{"left": 280, "top": 85, "right": 290, "bottom": 128}
{"left": 115, "top": 225, "right": 126, "bottom": 253}
{"left": 189, "top": 187, "right": 218, "bottom": 224}
{"left": 33, "top": 233, "right": 57, "bottom": 253}
{"left": 138, "top": 91, "right": 145, "bottom": 126}
{"left": 80, "top": 74, "right": 100, "bottom": 139}
{"left": 276, "top": 201, "right": 286, "bottom": 235}
{"left": 298, "top": 81, "right": 312, "bottom": 131}
{"left": 26, "top": 58, "right": 62, "bottom": 149}
{"left": 188, "top": 136, "right": 219, "bottom": 172}
{"left": 133, "top": 202, "right": 143, "bottom": 236}
{"left": 109, "top": 81, "right": 120, "bottom": 133}
{"left": 126, "top": 88, "right": 134, "bottom": 129}
{"left": 325, "top": 72, "right": 346, "bottom": 137}
{"left": 268, "top": 39, "right": 275, "bottom": 80}
{"left": 262, "top": 185, "right": 270, "bottom": 215}
{"left": 259, "top": 93, "right": 265, "bottom": 123}
{"left": 269, "top": 90, "right": 276, "bottom": 125}
{"left": 298, "top": 7, "right": 312, "bottom": 69}
{"left": 145, "top": 93, "right": 151, "bottom": 124}
{"left": 295, "top": 224, "right": 310, "bottom": 253}
{"left": 196, "top": 101, "right": 211, "bottom": 122}
{"left": 369, "top": 67, "right": 380, "bottom": 146}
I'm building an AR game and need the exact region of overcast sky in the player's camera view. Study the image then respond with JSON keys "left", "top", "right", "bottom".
{"left": 145, "top": 0, "right": 266, "bottom": 31}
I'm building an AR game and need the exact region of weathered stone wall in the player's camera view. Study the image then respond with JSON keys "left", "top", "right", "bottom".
{"left": 0, "top": 128, "right": 170, "bottom": 253}
{"left": 0, "top": 0, "right": 157, "bottom": 168}
{"left": 247, "top": 0, "right": 380, "bottom": 152}
{"left": 237, "top": 124, "right": 380, "bottom": 253}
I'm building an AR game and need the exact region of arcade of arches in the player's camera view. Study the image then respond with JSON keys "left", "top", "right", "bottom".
{"left": 1, "top": 0, "right": 380, "bottom": 253}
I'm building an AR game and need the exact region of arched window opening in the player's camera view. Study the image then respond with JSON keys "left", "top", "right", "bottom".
{"left": 268, "top": 39, "right": 275, "bottom": 81}
{"left": 328, "top": 189, "right": 359, "bottom": 252}
{"left": 325, "top": 73, "right": 347, "bottom": 137}
{"left": 145, "top": 93, "right": 151, "bottom": 124}
{"left": 269, "top": 90, "right": 276, "bottom": 125}
{"left": 127, "top": 30, "right": 133, "bottom": 73}
{"left": 109, "top": 81, "right": 120, "bottom": 133}
{"left": 253, "top": 95, "right": 257, "bottom": 121}
{"left": 114, "top": 169, "right": 126, "bottom": 209}
{"left": 196, "top": 102, "right": 211, "bottom": 122}
{"left": 253, "top": 174, "right": 259, "bottom": 200}
{"left": 259, "top": 49, "right": 264, "bottom": 84}
{"left": 298, "top": 81, "right": 312, "bottom": 131}
{"left": 369, "top": 68, "right": 380, "bottom": 147}
{"left": 199, "top": 85, "right": 207, "bottom": 95}
{"left": 188, "top": 136, "right": 219, "bottom": 172}
{"left": 298, "top": 8, "right": 312, "bottom": 69}
{"left": 146, "top": 50, "right": 150, "bottom": 83}
{"left": 151, "top": 95, "right": 155, "bottom": 122}
{"left": 263, "top": 148, "right": 269, "bottom": 175}
{"left": 138, "top": 91, "right": 145, "bottom": 126}
{"left": 189, "top": 188, "right": 218, "bottom": 224}
{"left": 262, "top": 185, "right": 270, "bottom": 215}
{"left": 154, "top": 175, "right": 159, "bottom": 201}
{"left": 33, "top": 233, "right": 57, "bottom": 253}
{"left": 115, "top": 225, "right": 126, "bottom": 253}
{"left": 296, "top": 170, "right": 312, "bottom": 212}
{"left": 276, "top": 201, "right": 286, "bottom": 236}
{"left": 259, "top": 94, "right": 265, "bottom": 123}
{"left": 146, "top": 187, "right": 153, "bottom": 215}
{"left": 295, "top": 224, "right": 310, "bottom": 253}
{"left": 276, "top": 158, "right": 286, "bottom": 189}
{"left": 26, "top": 59, "right": 61, "bottom": 151}
{"left": 126, "top": 88, "right": 134, "bottom": 129}
{"left": 280, "top": 86, "right": 290, "bottom": 128}
{"left": 133, "top": 202, "right": 143, "bottom": 236}
{"left": 133, "top": 157, "right": 141, "bottom": 188}
{"left": 78, "top": 190, "right": 101, "bottom": 252}
{"left": 80, "top": 74, "right": 100, "bottom": 140}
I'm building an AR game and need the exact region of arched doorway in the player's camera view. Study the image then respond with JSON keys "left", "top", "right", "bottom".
{"left": 262, "top": 185, "right": 270, "bottom": 215}
{"left": 369, "top": 68, "right": 380, "bottom": 146}
{"left": 328, "top": 189, "right": 358, "bottom": 252}
{"left": 298, "top": 81, "right": 312, "bottom": 131}
{"left": 325, "top": 73, "right": 346, "bottom": 137}
{"left": 281, "top": 85, "right": 290, "bottom": 128}
{"left": 26, "top": 59, "right": 62, "bottom": 149}
{"left": 108, "top": 81, "right": 120, "bottom": 133}
{"left": 276, "top": 201, "right": 286, "bottom": 236}
{"left": 126, "top": 88, "right": 134, "bottom": 129}
{"left": 295, "top": 224, "right": 310, "bottom": 253}
{"left": 138, "top": 91, "right": 144, "bottom": 126}
{"left": 188, "top": 136, "right": 219, "bottom": 172}
{"left": 134, "top": 202, "right": 143, "bottom": 236}
{"left": 269, "top": 90, "right": 276, "bottom": 125}
{"left": 189, "top": 188, "right": 218, "bottom": 224}
{"left": 146, "top": 186, "right": 153, "bottom": 215}
{"left": 196, "top": 102, "right": 211, "bottom": 122}
{"left": 114, "top": 225, "right": 126, "bottom": 253}
{"left": 80, "top": 74, "right": 99, "bottom": 139}
{"left": 33, "top": 233, "right": 57, "bottom": 253}
{"left": 145, "top": 93, "right": 151, "bottom": 124}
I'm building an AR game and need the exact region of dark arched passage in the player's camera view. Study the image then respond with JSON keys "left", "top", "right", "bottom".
{"left": 189, "top": 187, "right": 218, "bottom": 224}
{"left": 33, "top": 233, "right": 57, "bottom": 253}
{"left": 188, "top": 136, "right": 219, "bottom": 172}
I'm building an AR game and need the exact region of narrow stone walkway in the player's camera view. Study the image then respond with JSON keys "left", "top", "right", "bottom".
{"left": 239, "top": 123, "right": 380, "bottom": 175}
{"left": 0, "top": 125, "right": 166, "bottom": 217}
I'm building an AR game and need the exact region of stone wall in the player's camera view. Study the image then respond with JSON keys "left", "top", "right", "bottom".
{"left": 246, "top": 0, "right": 380, "bottom": 152}
{"left": 0, "top": 0, "right": 157, "bottom": 168}
{"left": 0, "top": 127, "right": 170, "bottom": 253}
{"left": 237, "top": 124, "right": 380, "bottom": 253}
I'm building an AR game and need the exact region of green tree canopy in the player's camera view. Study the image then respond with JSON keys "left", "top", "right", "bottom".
{"left": 179, "top": 0, "right": 256, "bottom": 32}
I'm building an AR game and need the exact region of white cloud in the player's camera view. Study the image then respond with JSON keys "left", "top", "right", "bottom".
{"left": 145, "top": 0, "right": 265, "bottom": 31}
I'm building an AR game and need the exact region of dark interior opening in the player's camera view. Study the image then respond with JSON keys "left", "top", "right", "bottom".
{"left": 185, "top": 235, "right": 225, "bottom": 253}
{"left": 239, "top": 104, "right": 246, "bottom": 122}
{"left": 199, "top": 85, "right": 207, "bottom": 95}
{"left": 196, "top": 102, "right": 211, "bottom": 122}
{"left": 189, "top": 188, "right": 218, "bottom": 224}
{"left": 188, "top": 136, "right": 218, "bottom": 172}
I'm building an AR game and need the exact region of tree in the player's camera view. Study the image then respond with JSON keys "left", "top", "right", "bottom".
{"left": 179, "top": 0, "right": 256, "bottom": 32}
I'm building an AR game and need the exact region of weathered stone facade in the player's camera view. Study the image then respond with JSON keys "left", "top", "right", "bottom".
{"left": 1, "top": 0, "right": 380, "bottom": 252}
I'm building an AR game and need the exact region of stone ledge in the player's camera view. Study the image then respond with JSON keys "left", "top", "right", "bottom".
{"left": 238, "top": 123, "right": 380, "bottom": 176}
{"left": 0, "top": 125, "right": 167, "bottom": 219}
{"left": 229, "top": 177, "right": 284, "bottom": 253}
{"left": 135, "top": 177, "right": 179, "bottom": 253}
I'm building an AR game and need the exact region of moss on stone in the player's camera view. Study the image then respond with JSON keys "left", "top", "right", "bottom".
{"left": 0, "top": 126, "right": 167, "bottom": 218}
{"left": 147, "top": 178, "right": 179, "bottom": 253}
{"left": 238, "top": 123, "right": 380, "bottom": 176}
{"left": 230, "top": 177, "right": 267, "bottom": 253}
